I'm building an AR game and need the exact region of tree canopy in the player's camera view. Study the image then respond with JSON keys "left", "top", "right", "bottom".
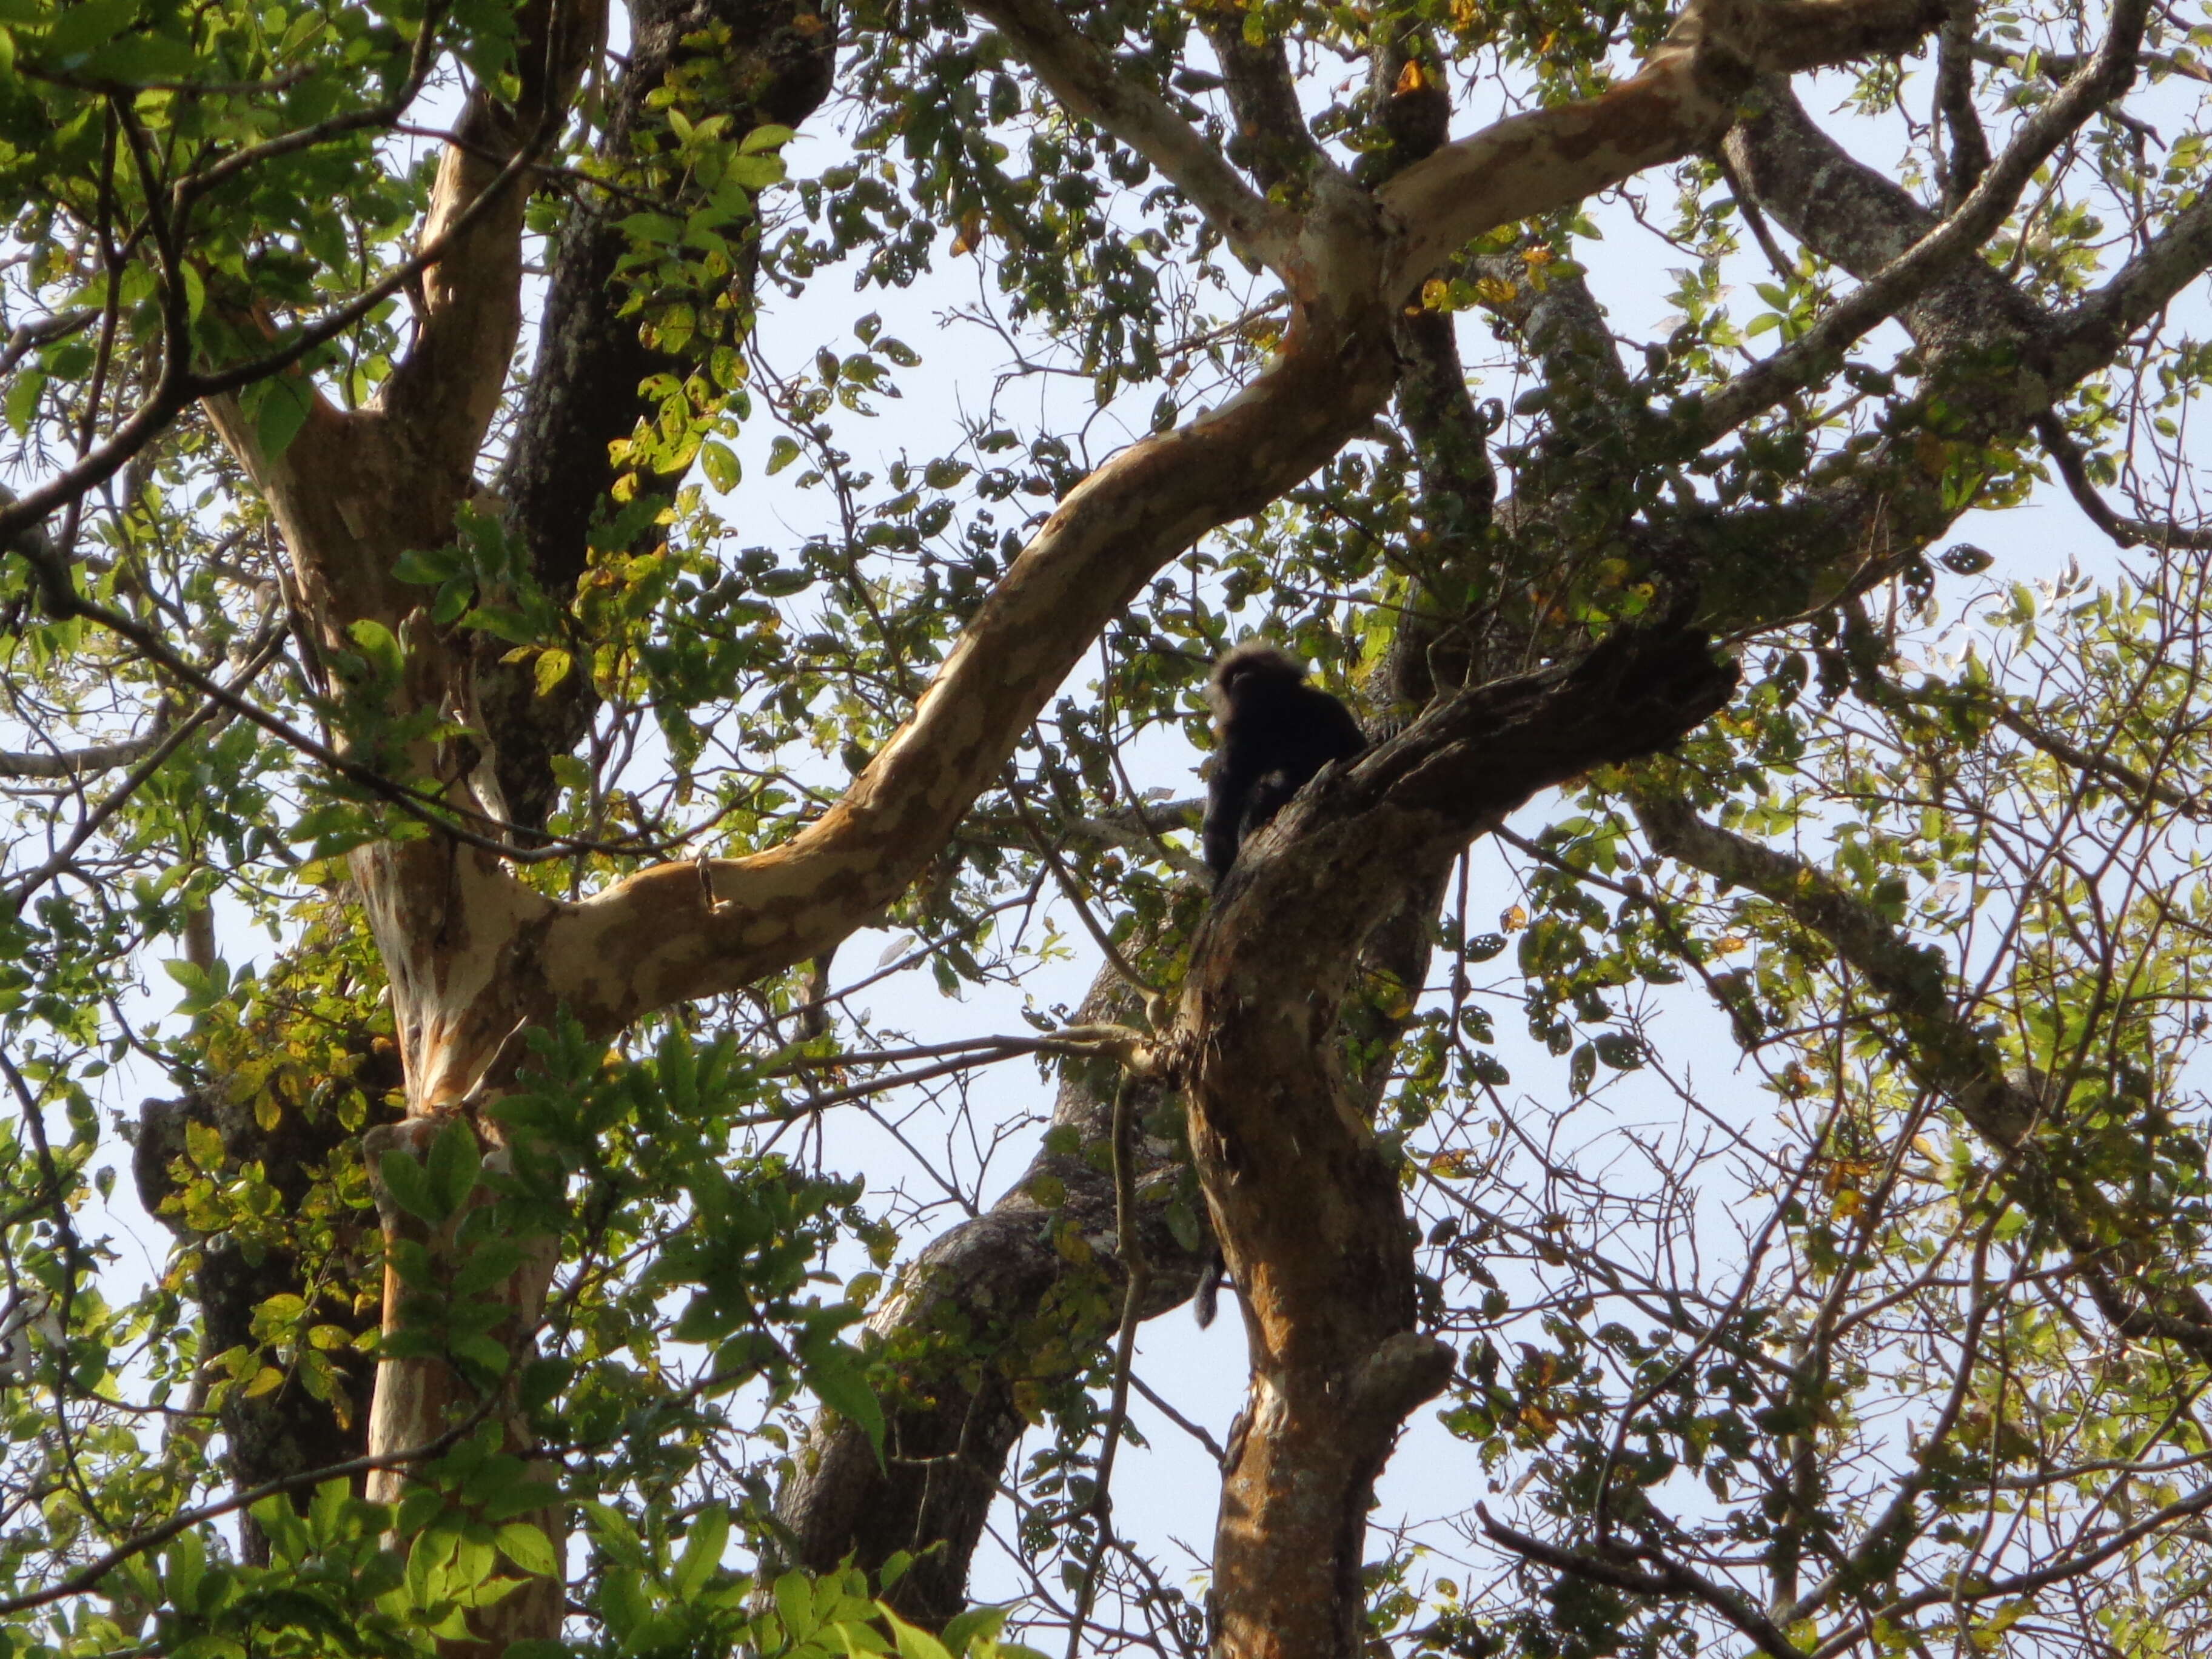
{"left": 5, "top": 0, "right": 2212, "bottom": 1655}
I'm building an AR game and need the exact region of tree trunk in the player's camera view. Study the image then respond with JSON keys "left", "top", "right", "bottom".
{"left": 1187, "top": 628, "right": 1738, "bottom": 1659}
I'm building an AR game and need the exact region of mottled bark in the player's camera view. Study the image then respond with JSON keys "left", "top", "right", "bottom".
{"left": 193, "top": 7, "right": 603, "bottom": 1649}
{"left": 1667, "top": 61, "right": 2159, "bottom": 624}
{"left": 535, "top": 0, "right": 1945, "bottom": 1045}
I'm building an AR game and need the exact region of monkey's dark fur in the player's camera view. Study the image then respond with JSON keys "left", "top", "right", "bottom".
{"left": 1191, "top": 644, "right": 1366, "bottom": 1327}
{"left": 1201, "top": 643, "right": 1366, "bottom": 883}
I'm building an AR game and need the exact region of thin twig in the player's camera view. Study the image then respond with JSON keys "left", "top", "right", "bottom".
{"left": 1065, "top": 1070, "right": 1149, "bottom": 1659}
{"left": 2035, "top": 408, "right": 2212, "bottom": 551}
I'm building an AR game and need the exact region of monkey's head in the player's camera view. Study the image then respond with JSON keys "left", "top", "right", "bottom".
{"left": 1205, "top": 642, "right": 1309, "bottom": 724}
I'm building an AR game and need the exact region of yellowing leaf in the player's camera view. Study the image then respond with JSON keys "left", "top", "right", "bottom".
{"left": 534, "top": 648, "right": 572, "bottom": 697}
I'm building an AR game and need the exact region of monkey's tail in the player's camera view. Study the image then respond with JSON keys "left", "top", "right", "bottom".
{"left": 1193, "top": 1239, "right": 1225, "bottom": 1327}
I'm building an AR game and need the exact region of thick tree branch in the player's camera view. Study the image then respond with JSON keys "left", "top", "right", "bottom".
{"left": 540, "top": 296, "right": 1401, "bottom": 1034}
{"left": 1663, "top": 73, "right": 2187, "bottom": 627}
{"left": 381, "top": 0, "right": 605, "bottom": 466}
{"left": 542, "top": 0, "right": 1938, "bottom": 1039}
{"left": 1721, "top": 79, "right": 2045, "bottom": 350}
{"left": 2050, "top": 190, "right": 2212, "bottom": 384}
{"left": 1204, "top": 19, "right": 1330, "bottom": 196}
{"left": 1185, "top": 626, "right": 1737, "bottom": 1659}
{"left": 0, "top": 734, "right": 162, "bottom": 780}
{"left": 1380, "top": 0, "right": 1948, "bottom": 295}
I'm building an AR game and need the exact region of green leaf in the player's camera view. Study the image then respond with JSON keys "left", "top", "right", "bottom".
{"left": 347, "top": 618, "right": 404, "bottom": 681}
{"left": 940, "top": 1604, "right": 1011, "bottom": 1655}
{"left": 39, "top": 0, "right": 136, "bottom": 59}
{"left": 532, "top": 646, "right": 572, "bottom": 697}
{"left": 673, "top": 1504, "right": 728, "bottom": 1599}
{"left": 5, "top": 368, "right": 46, "bottom": 435}
{"left": 804, "top": 1339, "right": 885, "bottom": 1461}
{"left": 253, "top": 378, "right": 314, "bottom": 461}
{"left": 767, "top": 435, "right": 803, "bottom": 475}
{"left": 431, "top": 576, "right": 473, "bottom": 625}
{"left": 775, "top": 1570, "right": 819, "bottom": 1638}
{"left": 81, "top": 29, "right": 196, "bottom": 79}
{"left": 450, "top": 1332, "right": 511, "bottom": 1374}
{"left": 740, "top": 122, "right": 796, "bottom": 153}
{"left": 880, "top": 1606, "right": 955, "bottom": 1659}
{"left": 518, "top": 1355, "right": 573, "bottom": 1411}
{"left": 424, "top": 1119, "right": 480, "bottom": 1216}
{"left": 700, "top": 439, "right": 741, "bottom": 492}
{"left": 181, "top": 1119, "right": 223, "bottom": 1174}
{"left": 1592, "top": 1032, "right": 1644, "bottom": 1071}
{"left": 377, "top": 1147, "right": 441, "bottom": 1225}
{"left": 494, "top": 1521, "right": 557, "bottom": 1577}
{"left": 162, "top": 1525, "right": 207, "bottom": 1612}
{"left": 617, "top": 212, "right": 684, "bottom": 247}
{"left": 460, "top": 604, "right": 537, "bottom": 644}
{"left": 451, "top": 1238, "right": 524, "bottom": 1296}
{"left": 394, "top": 545, "right": 463, "bottom": 585}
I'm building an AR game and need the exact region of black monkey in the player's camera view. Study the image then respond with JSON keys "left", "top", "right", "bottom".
{"left": 1201, "top": 643, "right": 1366, "bottom": 883}
{"left": 1191, "top": 645, "right": 1364, "bottom": 1327}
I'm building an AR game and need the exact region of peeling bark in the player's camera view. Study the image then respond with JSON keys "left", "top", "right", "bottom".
{"left": 537, "top": 0, "right": 1937, "bottom": 1033}
{"left": 177, "top": 0, "right": 1965, "bottom": 1645}
{"left": 363, "top": 1116, "right": 565, "bottom": 1658}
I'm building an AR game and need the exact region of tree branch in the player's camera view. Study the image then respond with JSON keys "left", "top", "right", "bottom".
{"left": 965, "top": 0, "right": 1295, "bottom": 271}
{"left": 2033, "top": 408, "right": 2212, "bottom": 553}
{"left": 1380, "top": 0, "right": 1948, "bottom": 296}
{"left": 1629, "top": 783, "right": 2212, "bottom": 1366}
{"left": 538, "top": 0, "right": 1959, "bottom": 1037}
{"left": 1694, "top": 0, "right": 2147, "bottom": 440}
{"left": 381, "top": 0, "right": 605, "bottom": 467}
{"left": 2051, "top": 189, "right": 2212, "bottom": 384}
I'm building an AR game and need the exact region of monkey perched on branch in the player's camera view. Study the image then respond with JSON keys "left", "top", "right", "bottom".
{"left": 1201, "top": 643, "right": 1366, "bottom": 884}
{"left": 1191, "top": 644, "right": 1367, "bottom": 1327}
